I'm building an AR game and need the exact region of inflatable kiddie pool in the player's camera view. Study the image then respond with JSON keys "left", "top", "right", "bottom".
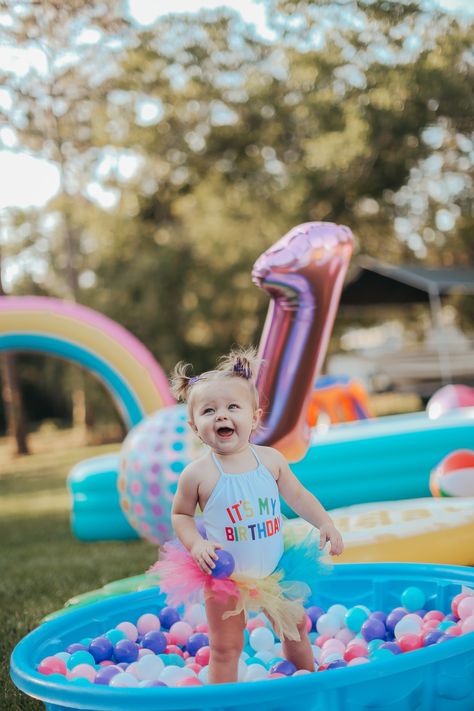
{"left": 10, "top": 563, "right": 474, "bottom": 711}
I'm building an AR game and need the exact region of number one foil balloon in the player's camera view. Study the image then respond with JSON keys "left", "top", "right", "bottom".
{"left": 252, "top": 222, "right": 353, "bottom": 461}
{"left": 119, "top": 221, "right": 352, "bottom": 542}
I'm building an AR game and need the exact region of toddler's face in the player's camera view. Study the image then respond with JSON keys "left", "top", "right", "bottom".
{"left": 189, "top": 379, "right": 260, "bottom": 454}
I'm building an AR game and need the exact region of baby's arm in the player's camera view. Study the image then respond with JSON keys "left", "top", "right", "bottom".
{"left": 272, "top": 449, "right": 344, "bottom": 555}
{"left": 172, "top": 463, "right": 221, "bottom": 574}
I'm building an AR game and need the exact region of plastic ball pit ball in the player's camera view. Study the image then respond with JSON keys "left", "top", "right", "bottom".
{"left": 211, "top": 549, "right": 235, "bottom": 579}
{"left": 10, "top": 564, "right": 474, "bottom": 711}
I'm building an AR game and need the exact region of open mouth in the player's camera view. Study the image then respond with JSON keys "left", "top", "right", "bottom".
{"left": 217, "top": 427, "right": 234, "bottom": 438}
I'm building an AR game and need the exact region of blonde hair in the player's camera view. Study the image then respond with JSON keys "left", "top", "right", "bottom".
{"left": 171, "top": 346, "right": 261, "bottom": 415}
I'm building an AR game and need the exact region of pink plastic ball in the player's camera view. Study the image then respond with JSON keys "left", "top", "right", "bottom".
{"left": 348, "top": 657, "right": 369, "bottom": 666}
{"left": 457, "top": 597, "right": 474, "bottom": 621}
{"left": 169, "top": 621, "right": 193, "bottom": 646}
{"left": 68, "top": 663, "right": 97, "bottom": 682}
{"left": 461, "top": 615, "right": 474, "bottom": 634}
{"left": 315, "top": 634, "right": 332, "bottom": 648}
{"left": 445, "top": 625, "right": 462, "bottom": 637}
{"left": 451, "top": 593, "right": 469, "bottom": 617}
{"left": 247, "top": 618, "right": 265, "bottom": 632}
{"left": 195, "top": 646, "right": 211, "bottom": 666}
{"left": 268, "top": 673, "right": 285, "bottom": 679}
{"left": 116, "top": 622, "right": 138, "bottom": 641}
{"left": 344, "top": 644, "right": 367, "bottom": 661}
{"left": 335, "top": 628, "right": 355, "bottom": 644}
{"left": 322, "top": 639, "right": 345, "bottom": 655}
{"left": 398, "top": 634, "right": 423, "bottom": 652}
{"left": 38, "top": 656, "right": 67, "bottom": 676}
{"left": 195, "top": 623, "right": 209, "bottom": 633}
{"left": 137, "top": 613, "right": 161, "bottom": 636}
{"left": 176, "top": 677, "right": 203, "bottom": 687}
{"left": 424, "top": 610, "right": 444, "bottom": 622}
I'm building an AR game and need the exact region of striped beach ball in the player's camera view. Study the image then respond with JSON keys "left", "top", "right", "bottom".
{"left": 430, "top": 449, "right": 474, "bottom": 497}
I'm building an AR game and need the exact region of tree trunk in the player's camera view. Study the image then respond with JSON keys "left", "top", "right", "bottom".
{"left": 0, "top": 353, "right": 30, "bottom": 456}
{"left": 0, "top": 247, "right": 30, "bottom": 455}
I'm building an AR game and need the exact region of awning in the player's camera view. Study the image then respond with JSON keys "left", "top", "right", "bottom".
{"left": 340, "top": 256, "right": 474, "bottom": 306}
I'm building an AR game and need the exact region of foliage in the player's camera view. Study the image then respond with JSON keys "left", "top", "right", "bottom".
{"left": 0, "top": 0, "right": 473, "bottom": 427}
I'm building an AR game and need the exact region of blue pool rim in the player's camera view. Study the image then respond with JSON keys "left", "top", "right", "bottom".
{"left": 10, "top": 563, "right": 474, "bottom": 711}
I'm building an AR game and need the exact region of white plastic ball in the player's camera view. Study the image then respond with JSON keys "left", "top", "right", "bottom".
{"left": 245, "top": 664, "right": 269, "bottom": 682}
{"left": 136, "top": 654, "right": 165, "bottom": 681}
{"left": 110, "top": 672, "right": 139, "bottom": 687}
{"left": 254, "top": 650, "right": 274, "bottom": 664}
{"left": 394, "top": 614, "right": 423, "bottom": 640}
{"left": 316, "top": 612, "right": 341, "bottom": 636}
{"left": 137, "top": 613, "right": 161, "bottom": 636}
{"left": 198, "top": 666, "right": 210, "bottom": 685}
{"left": 249, "top": 627, "right": 275, "bottom": 652}
{"left": 159, "top": 665, "right": 196, "bottom": 687}
{"left": 328, "top": 604, "right": 348, "bottom": 624}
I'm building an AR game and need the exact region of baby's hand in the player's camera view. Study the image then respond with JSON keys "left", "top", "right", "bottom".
{"left": 191, "top": 538, "right": 222, "bottom": 575}
{"left": 319, "top": 522, "right": 344, "bottom": 556}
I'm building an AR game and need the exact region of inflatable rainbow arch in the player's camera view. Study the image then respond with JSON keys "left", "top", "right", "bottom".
{"left": 0, "top": 296, "right": 174, "bottom": 428}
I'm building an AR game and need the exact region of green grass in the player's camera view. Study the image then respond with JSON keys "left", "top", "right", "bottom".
{"left": 0, "top": 433, "right": 156, "bottom": 710}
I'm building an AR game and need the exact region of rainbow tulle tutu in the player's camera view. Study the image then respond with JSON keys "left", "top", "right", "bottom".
{"left": 148, "top": 530, "right": 331, "bottom": 641}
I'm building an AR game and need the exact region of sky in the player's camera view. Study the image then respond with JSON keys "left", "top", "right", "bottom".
{"left": 0, "top": 0, "right": 472, "bottom": 213}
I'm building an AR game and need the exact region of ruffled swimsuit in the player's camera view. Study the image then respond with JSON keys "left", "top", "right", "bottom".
{"left": 149, "top": 447, "right": 329, "bottom": 641}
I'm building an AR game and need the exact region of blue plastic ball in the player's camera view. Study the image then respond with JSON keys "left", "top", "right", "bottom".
{"left": 159, "top": 606, "right": 181, "bottom": 629}
{"left": 211, "top": 550, "right": 235, "bottom": 579}
{"left": 401, "top": 586, "right": 426, "bottom": 612}
{"left": 270, "top": 660, "right": 297, "bottom": 676}
{"left": 142, "top": 630, "right": 167, "bottom": 654}
{"left": 95, "top": 666, "right": 122, "bottom": 685}
{"left": 89, "top": 637, "right": 113, "bottom": 663}
{"left": 361, "top": 618, "right": 386, "bottom": 642}
{"left": 186, "top": 633, "right": 209, "bottom": 656}
{"left": 113, "top": 639, "right": 139, "bottom": 664}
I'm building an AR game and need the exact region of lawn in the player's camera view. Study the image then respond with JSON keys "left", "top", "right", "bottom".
{"left": 0, "top": 430, "right": 156, "bottom": 710}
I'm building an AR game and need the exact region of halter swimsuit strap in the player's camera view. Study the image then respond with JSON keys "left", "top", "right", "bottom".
{"left": 211, "top": 446, "right": 261, "bottom": 475}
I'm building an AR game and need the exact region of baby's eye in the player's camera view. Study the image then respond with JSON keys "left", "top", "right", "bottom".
{"left": 203, "top": 407, "right": 214, "bottom": 415}
{"left": 228, "top": 403, "right": 239, "bottom": 410}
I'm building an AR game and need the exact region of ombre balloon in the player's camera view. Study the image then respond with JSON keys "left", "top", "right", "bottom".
{"left": 252, "top": 222, "right": 353, "bottom": 461}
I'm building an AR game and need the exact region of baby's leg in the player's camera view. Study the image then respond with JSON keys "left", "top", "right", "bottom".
{"left": 265, "top": 610, "right": 315, "bottom": 672}
{"left": 205, "top": 592, "right": 246, "bottom": 684}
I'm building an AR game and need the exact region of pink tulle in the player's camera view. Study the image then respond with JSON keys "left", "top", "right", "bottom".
{"left": 148, "top": 541, "right": 239, "bottom": 607}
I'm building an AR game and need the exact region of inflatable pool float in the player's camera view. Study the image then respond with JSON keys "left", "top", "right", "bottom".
{"left": 69, "top": 408, "right": 474, "bottom": 542}
{"left": 10, "top": 563, "right": 474, "bottom": 710}
{"left": 285, "top": 498, "right": 474, "bottom": 566}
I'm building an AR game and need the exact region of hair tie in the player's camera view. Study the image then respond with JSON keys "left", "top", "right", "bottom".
{"left": 233, "top": 359, "right": 251, "bottom": 379}
{"left": 188, "top": 376, "right": 200, "bottom": 386}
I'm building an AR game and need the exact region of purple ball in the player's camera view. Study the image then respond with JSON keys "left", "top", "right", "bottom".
{"left": 306, "top": 606, "right": 325, "bottom": 628}
{"left": 361, "top": 618, "right": 386, "bottom": 642}
{"left": 113, "top": 639, "right": 139, "bottom": 664}
{"left": 386, "top": 609, "right": 407, "bottom": 635}
{"left": 270, "top": 660, "right": 297, "bottom": 676}
{"left": 370, "top": 611, "right": 387, "bottom": 624}
{"left": 159, "top": 606, "right": 181, "bottom": 629}
{"left": 211, "top": 550, "right": 235, "bottom": 579}
{"left": 65, "top": 643, "right": 87, "bottom": 655}
{"left": 423, "top": 629, "right": 444, "bottom": 646}
{"left": 142, "top": 630, "right": 167, "bottom": 654}
{"left": 89, "top": 636, "right": 113, "bottom": 663}
{"left": 95, "top": 666, "right": 122, "bottom": 685}
{"left": 140, "top": 680, "right": 168, "bottom": 687}
{"left": 327, "top": 660, "right": 347, "bottom": 669}
{"left": 445, "top": 613, "right": 458, "bottom": 622}
{"left": 186, "top": 633, "right": 209, "bottom": 657}
{"left": 380, "top": 642, "right": 401, "bottom": 655}
{"left": 415, "top": 609, "right": 427, "bottom": 618}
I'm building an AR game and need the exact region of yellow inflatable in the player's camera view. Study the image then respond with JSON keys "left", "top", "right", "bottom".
{"left": 284, "top": 498, "right": 474, "bottom": 566}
